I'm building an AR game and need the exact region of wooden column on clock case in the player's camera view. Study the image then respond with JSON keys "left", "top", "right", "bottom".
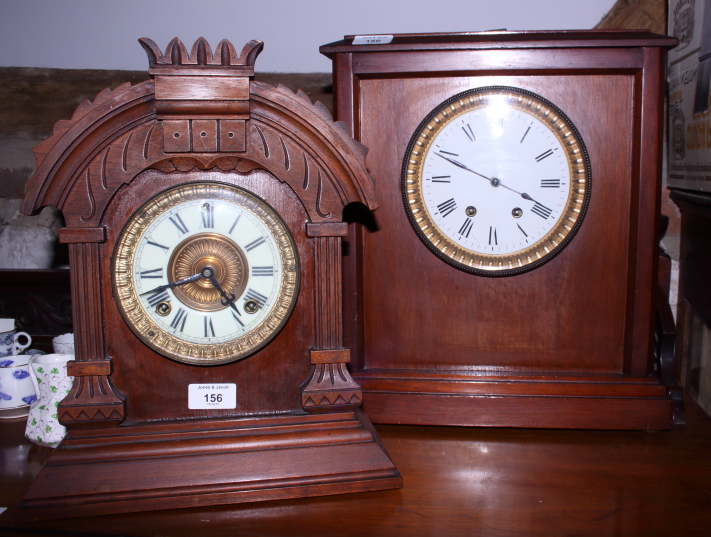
{"left": 58, "top": 229, "right": 126, "bottom": 427}
{"left": 302, "top": 222, "right": 362, "bottom": 412}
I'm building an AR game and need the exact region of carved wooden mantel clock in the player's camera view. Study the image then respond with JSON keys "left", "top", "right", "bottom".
{"left": 19, "top": 37, "right": 401, "bottom": 519}
{"left": 321, "top": 31, "right": 680, "bottom": 430}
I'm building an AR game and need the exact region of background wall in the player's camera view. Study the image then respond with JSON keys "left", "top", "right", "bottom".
{"left": 0, "top": 0, "right": 616, "bottom": 72}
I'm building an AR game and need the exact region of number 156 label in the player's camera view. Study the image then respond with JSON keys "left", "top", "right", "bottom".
{"left": 188, "top": 383, "right": 237, "bottom": 409}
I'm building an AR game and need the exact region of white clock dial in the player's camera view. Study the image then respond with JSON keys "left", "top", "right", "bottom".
{"left": 403, "top": 87, "right": 591, "bottom": 275}
{"left": 113, "top": 182, "right": 299, "bottom": 365}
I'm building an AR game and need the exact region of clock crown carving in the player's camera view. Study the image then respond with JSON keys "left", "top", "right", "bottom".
{"left": 19, "top": 38, "right": 400, "bottom": 518}
{"left": 139, "top": 36, "right": 263, "bottom": 69}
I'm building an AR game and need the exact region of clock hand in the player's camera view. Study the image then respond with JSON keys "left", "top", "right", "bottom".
{"left": 498, "top": 185, "right": 540, "bottom": 205}
{"left": 434, "top": 152, "right": 545, "bottom": 206}
{"left": 434, "top": 152, "right": 492, "bottom": 182}
{"left": 201, "top": 267, "right": 241, "bottom": 316}
{"left": 139, "top": 272, "right": 202, "bottom": 297}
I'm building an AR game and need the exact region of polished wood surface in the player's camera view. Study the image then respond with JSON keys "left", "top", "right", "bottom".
{"left": 2, "top": 395, "right": 710, "bottom": 536}
{"left": 17, "top": 37, "right": 400, "bottom": 517}
{"left": 322, "top": 31, "right": 679, "bottom": 429}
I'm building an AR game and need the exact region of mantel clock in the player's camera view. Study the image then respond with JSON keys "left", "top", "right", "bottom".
{"left": 19, "top": 37, "right": 401, "bottom": 519}
{"left": 321, "top": 30, "right": 682, "bottom": 430}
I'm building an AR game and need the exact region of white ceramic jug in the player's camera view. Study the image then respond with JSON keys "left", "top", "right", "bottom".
{"left": 25, "top": 353, "right": 74, "bottom": 447}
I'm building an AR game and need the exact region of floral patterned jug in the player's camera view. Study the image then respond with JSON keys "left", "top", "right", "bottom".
{"left": 25, "top": 353, "right": 74, "bottom": 447}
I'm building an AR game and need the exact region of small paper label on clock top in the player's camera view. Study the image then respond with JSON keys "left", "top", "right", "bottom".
{"left": 188, "top": 383, "right": 237, "bottom": 409}
{"left": 352, "top": 35, "right": 393, "bottom": 45}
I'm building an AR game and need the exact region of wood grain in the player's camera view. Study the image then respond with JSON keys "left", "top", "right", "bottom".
{"left": 67, "top": 360, "right": 112, "bottom": 376}
{"left": 154, "top": 76, "right": 249, "bottom": 101}
{"left": 311, "top": 348, "right": 350, "bottom": 363}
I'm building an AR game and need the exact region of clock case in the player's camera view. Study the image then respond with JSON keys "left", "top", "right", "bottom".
{"left": 19, "top": 38, "right": 401, "bottom": 519}
{"left": 321, "top": 31, "right": 683, "bottom": 430}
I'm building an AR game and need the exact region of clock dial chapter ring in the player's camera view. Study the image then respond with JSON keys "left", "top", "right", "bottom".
{"left": 112, "top": 181, "right": 300, "bottom": 366}
{"left": 402, "top": 86, "right": 592, "bottom": 276}
{"left": 168, "top": 233, "right": 248, "bottom": 312}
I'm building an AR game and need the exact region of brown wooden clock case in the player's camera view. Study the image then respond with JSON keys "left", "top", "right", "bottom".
{"left": 321, "top": 31, "right": 681, "bottom": 430}
{"left": 19, "top": 37, "right": 401, "bottom": 519}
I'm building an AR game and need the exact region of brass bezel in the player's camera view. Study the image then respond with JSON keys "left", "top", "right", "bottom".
{"left": 402, "top": 86, "right": 592, "bottom": 276}
{"left": 113, "top": 181, "right": 300, "bottom": 366}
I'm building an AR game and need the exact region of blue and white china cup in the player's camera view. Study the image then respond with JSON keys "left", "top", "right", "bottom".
{"left": 0, "top": 319, "right": 32, "bottom": 358}
{"left": 0, "top": 354, "right": 37, "bottom": 419}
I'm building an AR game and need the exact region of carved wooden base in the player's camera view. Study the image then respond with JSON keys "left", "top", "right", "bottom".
{"left": 302, "top": 362, "right": 362, "bottom": 413}
{"left": 59, "top": 361, "right": 126, "bottom": 428}
{"left": 57, "top": 400, "right": 125, "bottom": 426}
{"left": 19, "top": 410, "right": 401, "bottom": 520}
{"left": 355, "top": 371, "right": 674, "bottom": 430}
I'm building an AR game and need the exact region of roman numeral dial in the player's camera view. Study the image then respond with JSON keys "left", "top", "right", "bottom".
{"left": 403, "top": 86, "right": 591, "bottom": 276}
{"left": 113, "top": 182, "right": 300, "bottom": 366}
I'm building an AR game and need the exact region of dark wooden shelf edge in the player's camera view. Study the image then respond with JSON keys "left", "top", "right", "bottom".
{"left": 669, "top": 187, "right": 711, "bottom": 209}
{"left": 0, "top": 268, "right": 70, "bottom": 286}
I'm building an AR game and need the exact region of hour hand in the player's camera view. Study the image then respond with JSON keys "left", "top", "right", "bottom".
{"left": 202, "top": 267, "right": 241, "bottom": 315}
{"left": 139, "top": 272, "right": 202, "bottom": 296}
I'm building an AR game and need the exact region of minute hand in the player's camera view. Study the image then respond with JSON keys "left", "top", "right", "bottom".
{"left": 434, "top": 152, "right": 492, "bottom": 182}
{"left": 434, "top": 152, "right": 543, "bottom": 205}
{"left": 139, "top": 272, "right": 202, "bottom": 297}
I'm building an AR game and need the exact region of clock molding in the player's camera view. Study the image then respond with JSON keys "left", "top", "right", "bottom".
{"left": 19, "top": 37, "right": 401, "bottom": 519}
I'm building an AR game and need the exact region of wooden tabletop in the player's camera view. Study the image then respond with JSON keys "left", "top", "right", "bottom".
{"left": 2, "top": 397, "right": 711, "bottom": 537}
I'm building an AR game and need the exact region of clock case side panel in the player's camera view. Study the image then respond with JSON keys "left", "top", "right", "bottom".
{"left": 19, "top": 37, "right": 401, "bottom": 518}
{"left": 329, "top": 35, "right": 675, "bottom": 429}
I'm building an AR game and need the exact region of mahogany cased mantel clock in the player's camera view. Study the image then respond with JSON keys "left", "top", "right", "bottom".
{"left": 19, "top": 37, "right": 401, "bottom": 519}
{"left": 321, "top": 31, "right": 681, "bottom": 430}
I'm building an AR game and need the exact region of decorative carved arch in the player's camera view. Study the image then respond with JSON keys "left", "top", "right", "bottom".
{"left": 22, "top": 39, "right": 377, "bottom": 228}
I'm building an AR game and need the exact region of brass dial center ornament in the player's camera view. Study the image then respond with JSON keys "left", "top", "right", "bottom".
{"left": 402, "top": 86, "right": 592, "bottom": 276}
{"left": 169, "top": 233, "right": 248, "bottom": 312}
{"left": 113, "top": 182, "right": 300, "bottom": 365}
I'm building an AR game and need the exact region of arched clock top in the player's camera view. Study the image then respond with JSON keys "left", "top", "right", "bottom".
{"left": 248, "top": 81, "right": 377, "bottom": 213}
{"left": 22, "top": 80, "right": 156, "bottom": 218}
{"left": 21, "top": 37, "right": 377, "bottom": 227}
